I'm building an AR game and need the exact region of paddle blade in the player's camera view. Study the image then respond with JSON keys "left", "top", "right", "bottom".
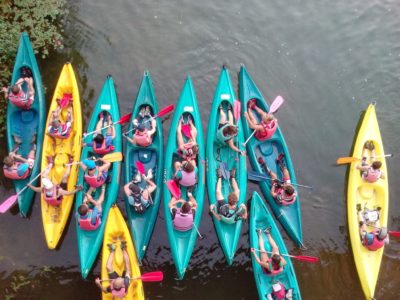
{"left": 181, "top": 124, "right": 192, "bottom": 139}
{"left": 155, "top": 104, "right": 174, "bottom": 118}
{"left": 166, "top": 180, "right": 181, "bottom": 199}
{"left": 248, "top": 170, "right": 268, "bottom": 182}
{"left": 336, "top": 157, "right": 359, "bottom": 165}
{"left": 269, "top": 95, "right": 284, "bottom": 114}
{"left": 136, "top": 161, "right": 145, "bottom": 175}
{"left": 139, "top": 271, "right": 164, "bottom": 282}
{"left": 293, "top": 255, "right": 319, "bottom": 263}
{"left": 234, "top": 100, "right": 241, "bottom": 122}
{"left": 103, "top": 152, "right": 123, "bottom": 163}
{"left": 389, "top": 231, "right": 400, "bottom": 238}
{"left": 59, "top": 93, "right": 72, "bottom": 108}
{"left": 220, "top": 163, "right": 230, "bottom": 180}
{"left": 116, "top": 113, "right": 132, "bottom": 125}
{"left": 0, "top": 195, "right": 18, "bottom": 213}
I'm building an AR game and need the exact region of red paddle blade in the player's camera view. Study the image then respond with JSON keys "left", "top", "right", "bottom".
{"left": 181, "top": 124, "right": 192, "bottom": 139}
{"left": 166, "top": 180, "right": 181, "bottom": 199}
{"left": 293, "top": 255, "right": 319, "bottom": 263}
{"left": 139, "top": 271, "right": 164, "bottom": 282}
{"left": 155, "top": 104, "right": 174, "bottom": 118}
{"left": 59, "top": 93, "right": 72, "bottom": 108}
{"left": 136, "top": 161, "right": 145, "bottom": 175}
{"left": 389, "top": 231, "right": 400, "bottom": 238}
{"left": 0, "top": 195, "right": 18, "bottom": 213}
{"left": 269, "top": 95, "right": 284, "bottom": 114}
{"left": 234, "top": 100, "right": 241, "bottom": 122}
{"left": 117, "top": 113, "right": 132, "bottom": 125}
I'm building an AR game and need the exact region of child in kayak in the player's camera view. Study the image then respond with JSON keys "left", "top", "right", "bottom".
{"left": 2, "top": 67, "right": 35, "bottom": 109}
{"left": 251, "top": 226, "right": 287, "bottom": 275}
{"left": 83, "top": 112, "right": 115, "bottom": 155}
{"left": 357, "top": 204, "right": 388, "bottom": 251}
{"left": 79, "top": 157, "right": 111, "bottom": 189}
{"left": 177, "top": 116, "right": 199, "bottom": 162}
{"left": 356, "top": 141, "right": 385, "bottom": 183}
{"left": 174, "top": 160, "right": 198, "bottom": 188}
{"left": 95, "top": 238, "right": 131, "bottom": 298}
{"left": 47, "top": 105, "right": 73, "bottom": 139}
{"left": 169, "top": 194, "right": 197, "bottom": 231}
{"left": 244, "top": 99, "right": 277, "bottom": 140}
{"left": 209, "top": 167, "right": 248, "bottom": 224}
{"left": 76, "top": 186, "right": 105, "bottom": 231}
{"left": 216, "top": 104, "right": 245, "bottom": 156}
{"left": 124, "top": 106, "right": 157, "bottom": 147}
{"left": 124, "top": 169, "right": 156, "bottom": 214}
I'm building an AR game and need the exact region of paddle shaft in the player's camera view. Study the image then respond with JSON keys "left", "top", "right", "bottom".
{"left": 15, "top": 168, "right": 45, "bottom": 197}
{"left": 243, "top": 130, "right": 256, "bottom": 147}
{"left": 192, "top": 222, "right": 204, "bottom": 239}
{"left": 337, "top": 154, "right": 393, "bottom": 164}
{"left": 369, "top": 224, "right": 400, "bottom": 237}
{"left": 248, "top": 171, "right": 313, "bottom": 189}
{"left": 254, "top": 249, "right": 318, "bottom": 262}
{"left": 84, "top": 113, "right": 131, "bottom": 137}
{"left": 65, "top": 152, "right": 122, "bottom": 166}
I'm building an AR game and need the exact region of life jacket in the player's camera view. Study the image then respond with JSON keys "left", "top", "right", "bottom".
{"left": 264, "top": 259, "right": 284, "bottom": 275}
{"left": 276, "top": 188, "right": 296, "bottom": 206}
{"left": 255, "top": 120, "right": 277, "bottom": 141}
{"left": 109, "top": 280, "right": 127, "bottom": 298}
{"left": 93, "top": 139, "right": 115, "bottom": 155}
{"left": 48, "top": 123, "right": 71, "bottom": 139}
{"left": 84, "top": 167, "right": 106, "bottom": 188}
{"left": 216, "top": 123, "right": 235, "bottom": 145}
{"left": 77, "top": 209, "right": 101, "bottom": 231}
{"left": 134, "top": 129, "right": 151, "bottom": 147}
{"left": 42, "top": 186, "right": 62, "bottom": 206}
{"left": 9, "top": 90, "right": 32, "bottom": 109}
{"left": 266, "top": 283, "right": 293, "bottom": 300}
{"left": 178, "top": 169, "right": 196, "bottom": 187}
{"left": 3, "top": 163, "right": 30, "bottom": 180}
{"left": 173, "top": 209, "right": 193, "bottom": 231}
{"left": 362, "top": 168, "right": 381, "bottom": 183}
{"left": 363, "top": 209, "right": 380, "bottom": 225}
{"left": 363, "top": 230, "right": 385, "bottom": 251}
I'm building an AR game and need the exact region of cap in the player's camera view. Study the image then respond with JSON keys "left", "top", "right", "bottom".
{"left": 82, "top": 159, "right": 96, "bottom": 170}
{"left": 42, "top": 178, "right": 54, "bottom": 190}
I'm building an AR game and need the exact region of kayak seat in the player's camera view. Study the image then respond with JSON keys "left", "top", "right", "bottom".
{"left": 258, "top": 142, "right": 274, "bottom": 157}
{"left": 21, "top": 110, "right": 34, "bottom": 123}
{"left": 358, "top": 185, "right": 375, "bottom": 200}
{"left": 138, "top": 149, "right": 153, "bottom": 164}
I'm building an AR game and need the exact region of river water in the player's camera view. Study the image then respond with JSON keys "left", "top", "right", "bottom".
{"left": 1, "top": 0, "right": 400, "bottom": 299}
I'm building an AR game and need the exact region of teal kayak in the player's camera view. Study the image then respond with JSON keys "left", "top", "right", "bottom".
{"left": 75, "top": 75, "right": 122, "bottom": 278}
{"left": 6, "top": 32, "right": 45, "bottom": 217}
{"left": 250, "top": 191, "right": 301, "bottom": 300}
{"left": 163, "top": 76, "right": 205, "bottom": 279}
{"left": 124, "top": 71, "right": 163, "bottom": 262}
{"left": 206, "top": 66, "right": 247, "bottom": 265}
{"left": 239, "top": 66, "right": 303, "bottom": 246}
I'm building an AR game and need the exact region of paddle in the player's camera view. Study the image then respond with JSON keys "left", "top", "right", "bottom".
{"left": 336, "top": 154, "right": 393, "bottom": 165}
{"left": 243, "top": 95, "right": 284, "bottom": 147}
{"left": 65, "top": 152, "right": 123, "bottom": 166}
{"left": 166, "top": 179, "right": 181, "bottom": 199}
{"left": 84, "top": 113, "right": 132, "bottom": 137}
{"left": 192, "top": 222, "right": 204, "bottom": 240}
{"left": 100, "top": 271, "right": 164, "bottom": 282}
{"left": 59, "top": 93, "right": 73, "bottom": 108}
{"left": 136, "top": 161, "right": 145, "bottom": 175}
{"left": 248, "top": 170, "right": 313, "bottom": 189}
{"left": 181, "top": 123, "right": 192, "bottom": 139}
{"left": 220, "top": 163, "right": 230, "bottom": 180}
{"left": 253, "top": 249, "right": 319, "bottom": 263}
{"left": 368, "top": 225, "right": 400, "bottom": 238}
{"left": 0, "top": 166, "right": 49, "bottom": 213}
{"left": 124, "top": 104, "right": 175, "bottom": 135}
{"left": 234, "top": 100, "right": 241, "bottom": 123}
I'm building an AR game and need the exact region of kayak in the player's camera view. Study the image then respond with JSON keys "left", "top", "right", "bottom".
{"left": 101, "top": 205, "right": 144, "bottom": 300}
{"left": 206, "top": 66, "right": 247, "bottom": 265}
{"left": 250, "top": 191, "right": 302, "bottom": 300}
{"left": 347, "top": 103, "right": 388, "bottom": 299}
{"left": 41, "top": 63, "right": 82, "bottom": 249}
{"left": 76, "top": 75, "right": 122, "bottom": 278}
{"left": 239, "top": 66, "right": 303, "bottom": 246}
{"left": 124, "top": 71, "right": 163, "bottom": 262}
{"left": 163, "top": 76, "right": 205, "bottom": 279}
{"left": 6, "top": 32, "right": 45, "bottom": 217}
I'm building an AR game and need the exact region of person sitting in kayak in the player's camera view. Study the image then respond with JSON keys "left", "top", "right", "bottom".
{"left": 95, "top": 238, "right": 131, "bottom": 297}
{"left": 259, "top": 154, "right": 297, "bottom": 205}
{"left": 3, "top": 135, "right": 36, "bottom": 180}
{"left": 216, "top": 104, "right": 245, "bottom": 156}
{"left": 244, "top": 99, "right": 277, "bottom": 141}
{"left": 169, "top": 193, "right": 197, "bottom": 231}
{"left": 76, "top": 186, "right": 105, "bottom": 231}
{"left": 2, "top": 67, "right": 35, "bottom": 109}
{"left": 124, "top": 169, "right": 156, "bottom": 214}
{"left": 357, "top": 203, "right": 388, "bottom": 251}
{"left": 47, "top": 105, "right": 73, "bottom": 139}
{"left": 177, "top": 116, "right": 199, "bottom": 162}
{"left": 251, "top": 226, "right": 287, "bottom": 275}
{"left": 83, "top": 112, "right": 115, "bottom": 155}
{"left": 124, "top": 106, "right": 157, "bottom": 147}
{"left": 356, "top": 141, "right": 385, "bottom": 183}
{"left": 79, "top": 157, "right": 111, "bottom": 188}
{"left": 266, "top": 281, "right": 294, "bottom": 300}
{"left": 173, "top": 160, "right": 198, "bottom": 188}
{"left": 209, "top": 167, "right": 248, "bottom": 224}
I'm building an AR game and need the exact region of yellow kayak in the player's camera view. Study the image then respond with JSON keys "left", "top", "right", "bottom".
{"left": 101, "top": 206, "right": 144, "bottom": 300}
{"left": 41, "top": 63, "right": 82, "bottom": 249}
{"left": 347, "top": 103, "right": 388, "bottom": 299}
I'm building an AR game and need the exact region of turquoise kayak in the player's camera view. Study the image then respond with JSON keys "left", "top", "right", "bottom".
{"left": 206, "top": 66, "right": 247, "bottom": 265}
{"left": 6, "top": 32, "right": 45, "bottom": 217}
{"left": 163, "top": 76, "right": 205, "bottom": 279}
{"left": 239, "top": 66, "right": 303, "bottom": 246}
{"left": 75, "top": 75, "right": 122, "bottom": 278}
{"left": 124, "top": 71, "right": 163, "bottom": 262}
{"left": 250, "top": 191, "right": 301, "bottom": 300}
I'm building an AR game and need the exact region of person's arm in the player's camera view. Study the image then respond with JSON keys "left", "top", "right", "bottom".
{"left": 59, "top": 185, "right": 83, "bottom": 196}
{"left": 356, "top": 164, "right": 369, "bottom": 171}
{"left": 210, "top": 205, "right": 221, "bottom": 221}
{"left": 227, "top": 139, "right": 245, "bottom": 156}
{"left": 145, "top": 179, "right": 157, "bottom": 194}
{"left": 240, "top": 204, "right": 248, "bottom": 220}
{"left": 281, "top": 256, "right": 287, "bottom": 267}
{"left": 109, "top": 125, "right": 115, "bottom": 139}
{"left": 79, "top": 162, "right": 87, "bottom": 172}
{"left": 123, "top": 183, "right": 132, "bottom": 197}
{"left": 98, "top": 158, "right": 111, "bottom": 171}
{"left": 12, "top": 154, "right": 29, "bottom": 163}
{"left": 95, "top": 278, "right": 108, "bottom": 293}
{"left": 2, "top": 87, "right": 9, "bottom": 99}
{"left": 380, "top": 172, "right": 385, "bottom": 180}
{"left": 123, "top": 134, "right": 136, "bottom": 145}
{"left": 27, "top": 184, "right": 41, "bottom": 193}
{"left": 168, "top": 197, "right": 178, "bottom": 209}
{"left": 250, "top": 248, "right": 270, "bottom": 269}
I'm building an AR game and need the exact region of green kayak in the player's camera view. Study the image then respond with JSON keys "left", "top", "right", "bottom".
{"left": 206, "top": 66, "right": 247, "bottom": 265}
{"left": 124, "top": 71, "right": 163, "bottom": 262}
{"left": 75, "top": 75, "right": 122, "bottom": 278}
{"left": 250, "top": 192, "right": 302, "bottom": 300}
{"left": 163, "top": 76, "right": 205, "bottom": 279}
{"left": 239, "top": 66, "right": 303, "bottom": 246}
{"left": 6, "top": 32, "right": 45, "bottom": 217}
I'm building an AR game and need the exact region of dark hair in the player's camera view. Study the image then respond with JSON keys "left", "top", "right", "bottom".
{"left": 181, "top": 202, "right": 191, "bottom": 214}
{"left": 271, "top": 254, "right": 281, "bottom": 265}
{"left": 11, "top": 85, "right": 20, "bottom": 95}
{"left": 94, "top": 134, "right": 104, "bottom": 144}
{"left": 228, "top": 192, "right": 238, "bottom": 205}
{"left": 51, "top": 119, "right": 60, "bottom": 128}
{"left": 372, "top": 161, "right": 382, "bottom": 170}
{"left": 191, "top": 145, "right": 199, "bottom": 155}
{"left": 284, "top": 185, "right": 295, "bottom": 195}
{"left": 3, "top": 156, "right": 14, "bottom": 167}
{"left": 78, "top": 204, "right": 88, "bottom": 216}
{"left": 137, "top": 123, "right": 146, "bottom": 132}
{"left": 223, "top": 125, "right": 238, "bottom": 136}
{"left": 182, "top": 161, "right": 194, "bottom": 173}
{"left": 129, "top": 183, "right": 141, "bottom": 194}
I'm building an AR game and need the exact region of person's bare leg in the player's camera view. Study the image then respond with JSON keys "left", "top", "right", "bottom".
{"left": 106, "top": 251, "right": 115, "bottom": 273}
{"left": 174, "top": 161, "right": 182, "bottom": 172}
{"left": 216, "top": 177, "right": 223, "bottom": 199}
{"left": 177, "top": 119, "right": 185, "bottom": 149}
{"left": 266, "top": 232, "right": 279, "bottom": 253}
{"left": 219, "top": 107, "right": 227, "bottom": 124}
{"left": 231, "top": 177, "right": 240, "bottom": 198}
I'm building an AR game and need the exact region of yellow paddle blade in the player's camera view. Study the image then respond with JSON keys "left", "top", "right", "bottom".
{"left": 336, "top": 156, "right": 360, "bottom": 165}
{"left": 103, "top": 152, "right": 123, "bottom": 163}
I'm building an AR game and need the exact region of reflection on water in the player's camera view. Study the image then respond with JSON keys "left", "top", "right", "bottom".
{"left": 1, "top": 0, "right": 400, "bottom": 299}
